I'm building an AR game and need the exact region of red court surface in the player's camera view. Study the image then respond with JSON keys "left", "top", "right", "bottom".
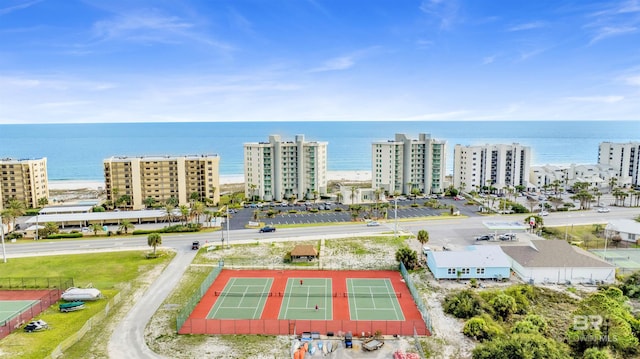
{"left": 0, "top": 289, "right": 61, "bottom": 340}
{"left": 179, "top": 269, "right": 429, "bottom": 336}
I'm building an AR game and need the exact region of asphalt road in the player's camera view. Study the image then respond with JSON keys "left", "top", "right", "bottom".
{"left": 2, "top": 205, "right": 637, "bottom": 358}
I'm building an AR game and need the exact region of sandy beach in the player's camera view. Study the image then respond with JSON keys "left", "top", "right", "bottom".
{"left": 48, "top": 170, "right": 372, "bottom": 191}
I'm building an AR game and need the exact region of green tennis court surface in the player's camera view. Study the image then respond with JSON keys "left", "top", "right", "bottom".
{"left": 0, "top": 300, "right": 38, "bottom": 324}
{"left": 347, "top": 278, "right": 405, "bottom": 320}
{"left": 591, "top": 249, "right": 640, "bottom": 271}
{"left": 207, "top": 277, "right": 273, "bottom": 319}
{"left": 279, "top": 278, "right": 332, "bottom": 320}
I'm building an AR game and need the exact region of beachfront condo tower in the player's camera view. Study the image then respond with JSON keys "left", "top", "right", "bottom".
{"left": 371, "top": 133, "right": 447, "bottom": 196}
{"left": 453, "top": 143, "right": 531, "bottom": 194}
{"left": 0, "top": 157, "right": 49, "bottom": 211}
{"left": 598, "top": 142, "right": 640, "bottom": 188}
{"left": 244, "top": 135, "right": 327, "bottom": 202}
{"left": 103, "top": 155, "right": 220, "bottom": 210}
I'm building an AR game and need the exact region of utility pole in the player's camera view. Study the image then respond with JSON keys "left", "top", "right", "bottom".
{"left": 394, "top": 198, "right": 398, "bottom": 240}
{"left": 0, "top": 214, "right": 6, "bottom": 263}
{"left": 226, "top": 206, "right": 230, "bottom": 248}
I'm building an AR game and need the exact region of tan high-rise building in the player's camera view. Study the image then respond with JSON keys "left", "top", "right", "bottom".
{"left": 372, "top": 133, "right": 446, "bottom": 195}
{"left": 244, "top": 135, "right": 327, "bottom": 201}
{"left": 103, "top": 155, "right": 220, "bottom": 210}
{"left": 0, "top": 157, "right": 49, "bottom": 210}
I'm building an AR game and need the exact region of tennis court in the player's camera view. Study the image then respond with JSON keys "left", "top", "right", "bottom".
{"left": 0, "top": 300, "right": 38, "bottom": 324}
{"left": 207, "top": 277, "right": 273, "bottom": 319}
{"left": 591, "top": 249, "right": 640, "bottom": 272}
{"left": 347, "top": 278, "right": 404, "bottom": 320}
{"left": 278, "top": 278, "right": 332, "bottom": 320}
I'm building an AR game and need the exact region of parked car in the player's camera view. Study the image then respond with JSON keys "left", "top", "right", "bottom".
{"left": 366, "top": 221, "right": 381, "bottom": 227}
{"left": 597, "top": 207, "right": 610, "bottom": 213}
{"left": 499, "top": 233, "right": 516, "bottom": 241}
{"left": 475, "top": 234, "right": 494, "bottom": 241}
{"left": 539, "top": 211, "right": 549, "bottom": 216}
{"left": 259, "top": 226, "right": 276, "bottom": 233}
{"left": 191, "top": 241, "right": 200, "bottom": 250}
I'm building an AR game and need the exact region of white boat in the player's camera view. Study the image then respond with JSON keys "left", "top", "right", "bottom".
{"left": 322, "top": 341, "right": 328, "bottom": 355}
{"left": 61, "top": 287, "right": 103, "bottom": 301}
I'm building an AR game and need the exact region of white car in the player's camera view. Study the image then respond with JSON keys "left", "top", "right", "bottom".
{"left": 366, "top": 221, "right": 380, "bottom": 226}
{"left": 539, "top": 211, "right": 549, "bottom": 216}
{"left": 597, "top": 207, "right": 610, "bottom": 213}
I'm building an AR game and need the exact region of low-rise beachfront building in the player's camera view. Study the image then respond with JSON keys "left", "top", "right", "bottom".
{"left": 103, "top": 155, "right": 220, "bottom": 210}
{"left": 0, "top": 157, "right": 49, "bottom": 210}
{"left": 605, "top": 219, "right": 640, "bottom": 244}
{"left": 598, "top": 141, "right": 640, "bottom": 188}
{"left": 529, "top": 163, "right": 618, "bottom": 192}
{"left": 501, "top": 240, "right": 615, "bottom": 284}
{"left": 371, "top": 133, "right": 446, "bottom": 196}
{"left": 244, "top": 135, "right": 327, "bottom": 202}
{"left": 426, "top": 245, "right": 511, "bottom": 280}
{"left": 453, "top": 143, "right": 532, "bottom": 194}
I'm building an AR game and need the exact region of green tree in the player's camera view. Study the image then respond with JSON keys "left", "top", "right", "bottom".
{"left": 443, "top": 290, "right": 482, "bottom": 319}
{"left": 190, "top": 201, "right": 205, "bottom": 224}
{"left": 143, "top": 196, "right": 156, "bottom": 209}
{"left": 147, "top": 233, "right": 162, "bottom": 256}
{"left": 179, "top": 205, "right": 190, "bottom": 224}
{"left": 489, "top": 293, "right": 517, "bottom": 320}
{"left": 350, "top": 186, "right": 357, "bottom": 205}
{"left": 463, "top": 315, "right": 502, "bottom": 342}
{"left": 395, "top": 247, "right": 418, "bottom": 270}
{"left": 40, "top": 222, "right": 59, "bottom": 239}
{"left": 336, "top": 192, "right": 344, "bottom": 204}
{"left": 473, "top": 333, "right": 570, "bottom": 359}
{"left": 190, "top": 191, "right": 200, "bottom": 203}
{"left": 4, "top": 198, "right": 26, "bottom": 231}
{"left": 417, "top": 230, "right": 429, "bottom": 246}
{"left": 89, "top": 223, "right": 103, "bottom": 236}
{"left": 512, "top": 314, "right": 547, "bottom": 335}
{"left": 582, "top": 347, "right": 613, "bottom": 359}
{"left": 37, "top": 197, "right": 49, "bottom": 207}
{"left": 118, "top": 220, "right": 134, "bottom": 234}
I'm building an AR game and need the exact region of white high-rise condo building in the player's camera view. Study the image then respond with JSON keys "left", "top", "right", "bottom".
{"left": 104, "top": 155, "right": 220, "bottom": 210}
{"left": 0, "top": 157, "right": 49, "bottom": 211}
{"left": 598, "top": 142, "right": 640, "bottom": 188}
{"left": 372, "top": 133, "right": 446, "bottom": 195}
{"left": 244, "top": 135, "right": 327, "bottom": 201}
{"left": 453, "top": 143, "right": 531, "bottom": 193}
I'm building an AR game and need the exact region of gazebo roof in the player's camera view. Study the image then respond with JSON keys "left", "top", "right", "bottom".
{"left": 290, "top": 245, "right": 318, "bottom": 257}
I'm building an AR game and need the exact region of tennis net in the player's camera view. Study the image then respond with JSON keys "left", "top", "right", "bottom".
{"left": 214, "top": 291, "right": 401, "bottom": 298}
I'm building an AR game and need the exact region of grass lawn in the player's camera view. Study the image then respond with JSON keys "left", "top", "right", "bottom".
{"left": 0, "top": 250, "right": 174, "bottom": 359}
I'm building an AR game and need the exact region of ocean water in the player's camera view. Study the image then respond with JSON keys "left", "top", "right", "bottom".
{"left": 0, "top": 121, "right": 637, "bottom": 181}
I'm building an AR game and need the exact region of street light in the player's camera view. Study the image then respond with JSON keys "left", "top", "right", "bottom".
{"left": 394, "top": 198, "right": 398, "bottom": 240}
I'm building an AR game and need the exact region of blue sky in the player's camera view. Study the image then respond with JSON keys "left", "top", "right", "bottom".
{"left": 1, "top": 0, "right": 640, "bottom": 123}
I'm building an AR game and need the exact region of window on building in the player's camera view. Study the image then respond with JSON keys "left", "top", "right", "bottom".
{"left": 476, "top": 268, "right": 485, "bottom": 274}
{"left": 447, "top": 268, "right": 456, "bottom": 275}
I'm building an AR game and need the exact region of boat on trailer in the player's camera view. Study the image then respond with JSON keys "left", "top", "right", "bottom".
{"left": 59, "top": 301, "right": 86, "bottom": 312}
{"left": 61, "top": 287, "right": 103, "bottom": 301}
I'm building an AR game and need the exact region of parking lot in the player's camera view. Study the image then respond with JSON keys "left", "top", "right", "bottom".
{"left": 227, "top": 198, "right": 480, "bottom": 230}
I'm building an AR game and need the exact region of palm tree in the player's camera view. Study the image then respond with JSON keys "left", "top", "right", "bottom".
{"left": 336, "top": 192, "right": 344, "bottom": 204}
{"left": 163, "top": 203, "right": 175, "bottom": 223}
{"left": 37, "top": 197, "right": 49, "bottom": 207}
{"left": 143, "top": 197, "right": 156, "bottom": 209}
{"left": 591, "top": 187, "right": 602, "bottom": 207}
{"left": 118, "top": 220, "right": 134, "bottom": 234}
{"left": 312, "top": 190, "right": 319, "bottom": 203}
{"left": 116, "top": 194, "right": 131, "bottom": 211}
{"left": 179, "top": 205, "right": 190, "bottom": 224}
{"left": 373, "top": 188, "right": 382, "bottom": 218}
{"left": 4, "top": 199, "right": 26, "bottom": 231}
{"left": 147, "top": 233, "right": 162, "bottom": 256}
{"left": 248, "top": 183, "right": 257, "bottom": 202}
{"left": 191, "top": 201, "right": 205, "bottom": 224}
{"left": 190, "top": 191, "right": 200, "bottom": 204}
{"left": 608, "top": 177, "right": 618, "bottom": 193}
{"left": 89, "top": 223, "right": 102, "bottom": 236}
{"left": 417, "top": 230, "right": 429, "bottom": 246}
{"left": 350, "top": 186, "right": 357, "bottom": 205}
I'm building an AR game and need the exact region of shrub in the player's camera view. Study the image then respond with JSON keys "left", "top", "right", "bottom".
{"left": 92, "top": 205, "right": 105, "bottom": 212}
{"left": 489, "top": 293, "right": 517, "bottom": 320}
{"left": 47, "top": 233, "right": 84, "bottom": 239}
{"left": 25, "top": 209, "right": 40, "bottom": 216}
{"left": 133, "top": 229, "right": 156, "bottom": 235}
{"left": 334, "top": 208, "right": 343, "bottom": 212}
{"left": 463, "top": 315, "right": 502, "bottom": 341}
{"left": 443, "top": 290, "right": 483, "bottom": 319}
{"left": 6, "top": 232, "right": 23, "bottom": 240}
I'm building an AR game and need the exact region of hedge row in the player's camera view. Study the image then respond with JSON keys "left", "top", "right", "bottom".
{"left": 47, "top": 233, "right": 84, "bottom": 239}
{"left": 132, "top": 223, "right": 202, "bottom": 235}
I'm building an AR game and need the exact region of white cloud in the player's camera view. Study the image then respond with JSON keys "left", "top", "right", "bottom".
{"left": 309, "top": 56, "right": 355, "bottom": 73}
{"left": 589, "top": 26, "right": 637, "bottom": 44}
{"left": 482, "top": 55, "right": 497, "bottom": 65}
{"left": 565, "top": 95, "right": 624, "bottom": 103}
{"left": 508, "top": 21, "right": 546, "bottom": 32}
{"left": 0, "top": 0, "right": 42, "bottom": 15}
{"left": 419, "top": 0, "right": 460, "bottom": 29}
{"left": 624, "top": 75, "right": 640, "bottom": 86}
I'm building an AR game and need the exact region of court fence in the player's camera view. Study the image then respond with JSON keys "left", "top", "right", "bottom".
{"left": 399, "top": 262, "right": 432, "bottom": 334}
{"left": 179, "top": 318, "right": 429, "bottom": 336}
{"left": 176, "top": 261, "right": 223, "bottom": 331}
{"left": 214, "top": 291, "right": 402, "bottom": 298}
{"left": 0, "top": 277, "right": 73, "bottom": 290}
{"left": 0, "top": 289, "right": 61, "bottom": 340}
